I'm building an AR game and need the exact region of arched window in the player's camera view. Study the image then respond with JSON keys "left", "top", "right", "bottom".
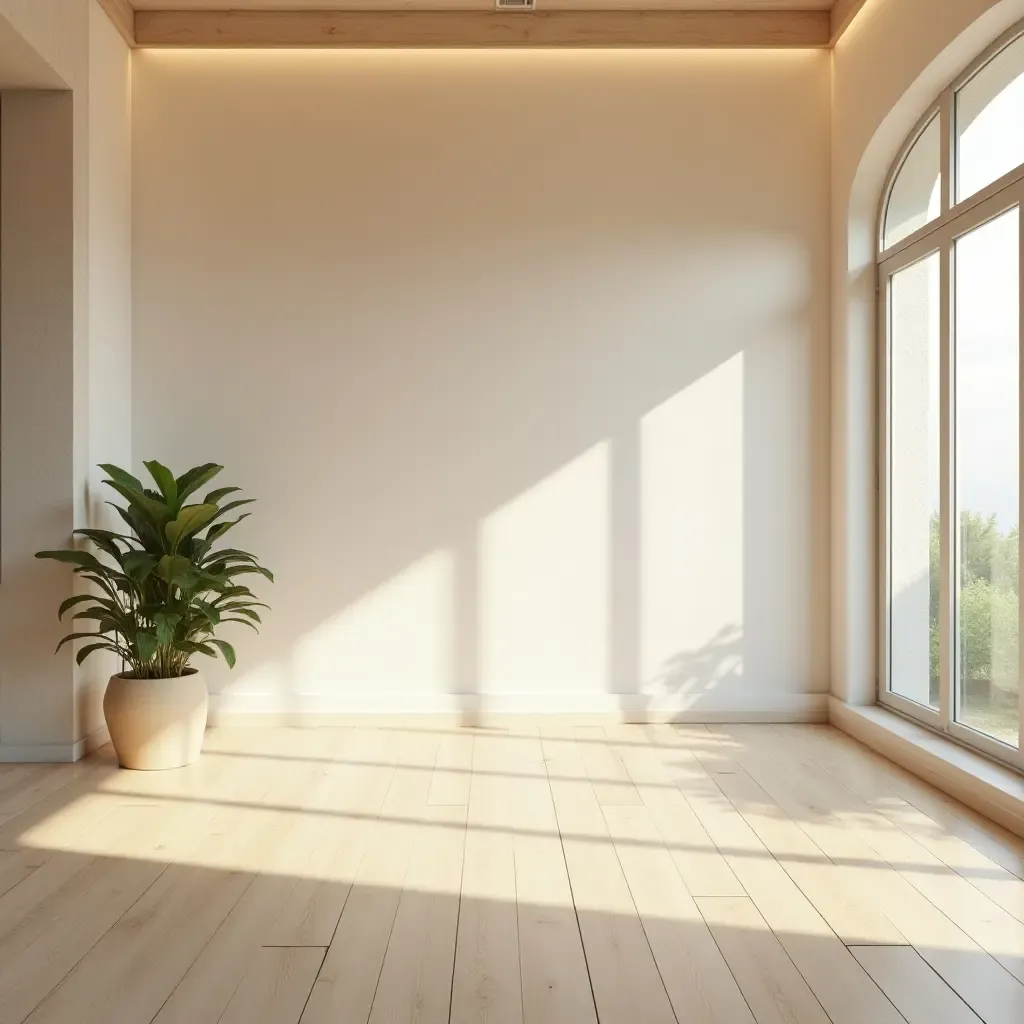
{"left": 880, "top": 22, "right": 1024, "bottom": 766}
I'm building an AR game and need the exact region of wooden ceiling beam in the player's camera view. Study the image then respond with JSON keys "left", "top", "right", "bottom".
{"left": 830, "top": 0, "right": 870, "bottom": 45}
{"left": 97, "top": 0, "right": 136, "bottom": 46}
{"left": 133, "top": 9, "right": 832, "bottom": 49}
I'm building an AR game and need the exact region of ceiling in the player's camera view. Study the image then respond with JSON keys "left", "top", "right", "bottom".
{"left": 115, "top": 0, "right": 863, "bottom": 49}
{"left": 129, "top": 1, "right": 836, "bottom": 9}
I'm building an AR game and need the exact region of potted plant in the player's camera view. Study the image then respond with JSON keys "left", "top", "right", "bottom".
{"left": 36, "top": 462, "right": 272, "bottom": 770}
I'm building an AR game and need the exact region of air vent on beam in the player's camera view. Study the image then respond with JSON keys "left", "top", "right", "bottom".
{"left": 496, "top": 0, "right": 536, "bottom": 10}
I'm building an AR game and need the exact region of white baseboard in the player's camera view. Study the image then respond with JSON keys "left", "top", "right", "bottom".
{"left": 0, "top": 724, "right": 110, "bottom": 764}
{"left": 829, "top": 697, "right": 1024, "bottom": 840}
{"left": 76, "top": 724, "right": 110, "bottom": 759}
{"left": 209, "top": 690, "right": 829, "bottom": 727}
{"left": 0, "top": 741, "right": 79, "bottom": 763}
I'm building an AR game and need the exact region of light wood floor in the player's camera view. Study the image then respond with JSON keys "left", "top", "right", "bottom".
{"left": 2, "top": 723, "right": 1024, "bottom": 1024}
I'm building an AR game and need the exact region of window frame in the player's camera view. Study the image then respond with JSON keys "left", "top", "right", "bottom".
{"left": 878, "top": 20, "right": 1024, "bottom": 770}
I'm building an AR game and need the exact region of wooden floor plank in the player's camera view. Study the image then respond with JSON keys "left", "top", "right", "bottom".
{"left": 545, "top": 732, "right": 677, "bottom": 1024}
{"left": 514, "top": 729, "right": 597, "bottom": 1024}
{"left": 786, "top": 725, "right": 1024, "bottom": 881}
{"left": 733, "top": 725, "right": 1024, "bottom": 986}
{"left": 264, "top": 732, "right": 396, "bottom": 947}
{"left": 615, "top": 726, "right": 746, "bottom": 897}
{"left": 602, "top": 801, "right": 756, "bottom": 1023}
{"left": 782, "top": 725, "right": 1024, "bottom": 920}
{"left": 368, "top": 802, "right": 466, "bottom": 1024}
{"left": 655, "top": 727, "right": 907, "bottom": 1024}
{"left": 22, "top": 741, "right": 316, "bottom": 1024}
{"left": 705, "top": 727, "right": 907, "bottom": 945}
{"left": 428, "top": 730, "right": 474, "bottom": 807}
{"left": 219, "top": 946, "right": 324, "bottom": 1024}
{"left": 450, "top": 734, "right": 523, "bottom": 1024}
{"left": 696, "top": 895, "right": 831, "bottom": 1024}
{"left": 154, "top": 731, "right": 356, "bottom": 1024}
{"left": 574, "top": 726, "right": 642, "bottom": 807}
{"left": 850, "top": 945, "right": 983, "bottom": 1024}
{"left": 300, "top": 729, "right": 441, "bottom": 1024}
{"left": 722, "top": 727, "right": 1024, "bottom": 1024}
{"left": 3, "top": 723, "right": 1024, "bottom": 1024}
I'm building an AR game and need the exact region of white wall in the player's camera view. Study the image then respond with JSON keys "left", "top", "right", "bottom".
{"left": 0, "top": 1, "right": 131, "bottom": 760}
{"left": 133, "top": 48, "right": 831, "bottom": 719}
{"left": 82, "top": 1, "right": 133, "bottom": 740}
{"left": 830, "top": 0, "right": 1024, "bottom": 707}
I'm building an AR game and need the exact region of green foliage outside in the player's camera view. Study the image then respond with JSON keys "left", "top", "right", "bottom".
{"left": 929, "top": 512, "right": 1019, "bottom": 692}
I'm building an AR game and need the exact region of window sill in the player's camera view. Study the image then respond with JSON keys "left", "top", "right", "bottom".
{"left": 829, "top": 697, "right": 1024, "bottom": 840}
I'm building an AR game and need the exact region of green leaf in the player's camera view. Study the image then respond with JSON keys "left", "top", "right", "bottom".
{"left": 194, "top": 599, "right": 221, "bottom": 626}
{"left": 76, "top": 641, "right": 119, "bottom": 666}
{"left": 220, "top": 617, "right": 259, "bottom": 632}
{"left": 144, "top": 461, "right": 179, "bottom": 509}
{"left": 136, "top": 632, "right": 158, "bottom": 662}
{"left": 223, "top": 564, "right": 274, "bottom": 583}
{"left": 179, "top": 640, "right": 217, "bottom": 658}
{"left": 72, "top": 529, "right": 126, "bottom": 560}
{"left": 58, "top": 594, "right": 99, "bottom": 618}
{"left": 99, "top": 463, "right": 145, "bottom": 493}
{"left": 207, "top": 498, "right": 256, "bottom": 524}
{"left": 222, "top": 605, "right": 263, "bottom": 622}
{"left": 107, "top": 502, "right": 151, "bottom": 545}
{"left": 202, "top": 547, "right": 259, "bottom": 565}
{"left": 210, "top": 639, "right": 236, "bottom": 669}
{"left": 36, "top": 549, "right": 109, "bottom": 574}
{"left": 153, "top": 611, "right": 181, "bottom": 646}
{"left": 103, "top": 479, "right": 173, "bottom": 529}
{"left": 123, "top": 551, "right": 157, "bottom": 582}
{"left": 203, "top": 486, "right": 242, "bottom": 506}
{"left": 157, "top": 554, "right": 195, "bottom": 587}
{"left": 166, "top": 504, "right": 218, "bottom": 549}
{"left": 55, "top": 631, "right": 108, "bottom": 653}
{"left": 202, "top": 514, "right": 251, "bottom": 547}
{"left": 176, "top": 464, "right": 223, "bottom": 503}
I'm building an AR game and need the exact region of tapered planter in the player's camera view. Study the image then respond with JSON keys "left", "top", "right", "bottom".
{"left": 103, "top": 669, "right": 208, "bottom": 770}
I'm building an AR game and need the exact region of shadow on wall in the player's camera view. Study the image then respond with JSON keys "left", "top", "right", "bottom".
{"left": 130, "top": 50, "right": 832, "bottom": 717}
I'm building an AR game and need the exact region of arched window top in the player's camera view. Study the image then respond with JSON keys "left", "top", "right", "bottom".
{"left": 880, "top": 22, "right": 1024, "bottom": 258}
{"left": 878, "top": 16, "right": 1024, "bottom": 768}
{"left": 882, "top": 114, "right": 941, "bottom": 250}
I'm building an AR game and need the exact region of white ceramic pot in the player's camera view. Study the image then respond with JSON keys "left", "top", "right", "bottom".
{"left": 103, "top": 669, "right": 208, "bottom": 770}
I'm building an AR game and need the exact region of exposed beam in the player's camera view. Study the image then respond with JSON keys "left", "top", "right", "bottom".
{"left": 830, "top": 0, "right": 870, "bottom": 45}
{"left": 96, "top": 0, "right": 136, "bottom": 47}
{"left": 134, "top": 9, "right": 831, "bottom": 49}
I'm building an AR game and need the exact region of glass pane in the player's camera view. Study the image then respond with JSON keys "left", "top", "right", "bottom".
{"left": 957, "top": 33, "right": 1024, "bottom": 203}
{"left": 884, "top": 116, "right": 942, "bottom": 250}
{"left": 889, "top": 253, "right": 941, "bottom": 710}
{"left": 955, "top": 208, "right": 1020, "bottom": 748}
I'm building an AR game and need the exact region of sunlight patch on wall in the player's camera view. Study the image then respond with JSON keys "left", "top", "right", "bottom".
{"left": 640, "top": 353, "right": 744, "bottom": 697}
{"left": 481, "top": 443, "right": 609, "bottom": 699}
{"left": 288, "top": 549, "right": 455, "bottom": 704}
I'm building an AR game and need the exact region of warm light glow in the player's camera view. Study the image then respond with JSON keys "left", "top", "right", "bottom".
{"left": 285, "top": 550, "right": 456, "bottom": 708}
{"left": 481, "top": 444, "right": 609, "bottom": 700}
{"left": 640, "top": 354, "right": 744, "bottom": 695}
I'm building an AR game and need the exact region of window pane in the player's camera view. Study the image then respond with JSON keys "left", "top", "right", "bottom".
{"left": 890, "top": 254, "right": 941, "bottom": 710}
{"left": 955, "top": 208, "right": 1020, "bottom": 748}
{"left": 884, "top": 116, "right": 942, "bottom": 250}
{"left": 957, "top": 34, "right": 1024, "bottom": 203}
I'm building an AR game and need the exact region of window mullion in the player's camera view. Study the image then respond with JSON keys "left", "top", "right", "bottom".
{"left": 940, "top": 240, "right": 954, "bottom": 732}
{"left": 1019, "top": 187, "right": 1024, "bottom": 758}
{"left": 941, "top": 88, "right": 954, "bottom": 215}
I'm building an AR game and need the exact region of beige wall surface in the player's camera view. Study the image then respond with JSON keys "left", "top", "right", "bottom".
{"left": 830, "top": 0, "right": 1024, "bottom": 707}
{"left": 0, "top": 1, "right": 131, "bottom": 759}
{"left": 134, "top": 48, "right": 831, "bottom": 717}
{"left": 82, "top": 1, "right": 133, "bottom": 740}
